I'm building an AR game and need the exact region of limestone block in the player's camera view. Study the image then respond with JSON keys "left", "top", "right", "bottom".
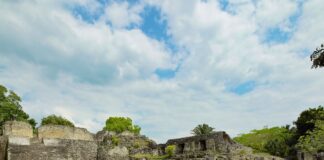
{"left": 0, "top": 136, "right": 8, "bottom": 160}
{"left": 108, "top": 146, "right": 129, "bottom": 156}
{"left": 38, "top": 125, "right": 94, "bottom": 141}
{"left": 8, "top": 137, "right": 30, "bottom": 145}
{"left": 3, "top": 121, "right": 33, "bottom": 138}
{"left": 43, "top": 138, "right": 62, "bottom": 146}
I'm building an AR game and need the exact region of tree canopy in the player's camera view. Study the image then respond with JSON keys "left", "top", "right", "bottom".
{"left": 103, "top": 117, "right": 141, "bottom": 134}
{"left": 234, "top": 106, "right": 324, "bottom": 158}
{"left": 41, "top": 114, "right": 75, "bottom": 127}
{"left": 0, "top": 84, "right": 36, "bottom": 130}
{"left": 233, "top": 126, "right": 294, "bottom": 157}
{"left": 191, "top": 124, "right": 214, "bottom": 135}
{"left": 294, "top": 106, "right": 324, "bottom": 136}
{"left": 297, "top": 120, "right": 324, "bottom": 154}
{"left": 310, "top": 44, "right": 324, "bottom": 68}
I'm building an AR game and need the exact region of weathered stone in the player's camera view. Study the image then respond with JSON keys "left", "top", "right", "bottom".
{"left": 2, "top": 121, "right": 33, "bottom": 138}
{"left": 8, "top": 136, "right": 30, "bottom": 145}
{"left": 108, "top": 146, "right": 129, "bottom": 156}
{"left": 38, "top": 125, "right": 94, "bottom": 141}
{"left": 0, "top": 136, "right": 7, "bottom": 160}
{"left": 7, "top": 139, "right": 98, "bottom": 160}
{"left": 1, "top": 126, "right": 286, "bottom": 160}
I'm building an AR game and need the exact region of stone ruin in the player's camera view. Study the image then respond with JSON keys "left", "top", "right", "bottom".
{"left": 0, "top": 121, "right": 295, "bottom": 160}
{"left": 0, "top": 121, "right": 157, "bottom": 160}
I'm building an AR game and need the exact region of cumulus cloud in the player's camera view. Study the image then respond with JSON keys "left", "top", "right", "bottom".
{"left": 102, "top": 1, "right": 144, "bottom": 28}
{"left": 1, "top": 0, "right": 324, "bottom": 143}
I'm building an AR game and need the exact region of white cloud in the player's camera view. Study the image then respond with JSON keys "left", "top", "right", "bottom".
{"left": 103, "top": 1, "right": 144, "bottom": 28}
{"left": 255, "top": 0, "right": 298, "bottom": 29}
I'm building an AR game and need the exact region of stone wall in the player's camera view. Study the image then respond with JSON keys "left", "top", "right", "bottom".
{"left": 0, "top": 136, "right": 7, "bottom": 160}
{"left": 7, "top": 139, "right": 98, "bottom": 160}
{"left": 2, "top": 121, "right": 33, "bottom": 138}
{"left": 38, "top": 125, "right": 94, "bottom": 141}
{"left": 165, "top": 131, "right": 246, "bottom": 155}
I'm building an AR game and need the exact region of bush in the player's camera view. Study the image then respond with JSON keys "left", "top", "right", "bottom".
{"left": 165, "top": 145, "right": 176, "bottom": 157}
{"left": 41, "top": 114, "right": 74, "bottom": 127}
{"left": 103, "top": 117, "right": 141, "bottom": 134}
{"left": 111, "top": 135, "right": 120, "bottom": 146}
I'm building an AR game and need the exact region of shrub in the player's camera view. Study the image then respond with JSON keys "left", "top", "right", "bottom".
{"left": 111, "top": 135, "right": 120, "bottom": 146}
{"left": 165, "top": 145, "right": 176, "bottom": 157}
{"left": 103, "top": 117, "right": 141, "bottom": 134}
{"left": 41, "top": 114, "right": 74, "bottom": 127}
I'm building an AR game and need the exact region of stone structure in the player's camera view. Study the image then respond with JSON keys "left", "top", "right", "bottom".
{"left": 0, "top": 121, "right": 287, "bottom": 160}
{"left": 38, "top": 125, "right": 94, "bottom": 141}
{"left": 165, "top": 132, "right": 246, "bottom": 155}
{"left": 162, "top": 132, "right": 282, "bottom": 160}
{"left": 2, "top": 121, "right": 33, "bottom": 138}
{"left": 0, "top": 121, "right": 157, "bottom": 160}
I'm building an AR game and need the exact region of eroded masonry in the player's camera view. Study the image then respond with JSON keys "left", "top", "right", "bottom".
{"left": 0, "top": 121, "right": 299, "bottom": 160}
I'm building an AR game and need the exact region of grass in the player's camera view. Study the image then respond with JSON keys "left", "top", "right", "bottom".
{"left": 130, "top": 153, "right": 169, "bottom": 160}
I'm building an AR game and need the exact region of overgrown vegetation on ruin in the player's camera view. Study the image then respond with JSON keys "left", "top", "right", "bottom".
{"left": 41, "top": 114, "right": 75, "bottom": 127}
{"left": 103, "top": 117, "right": 141, "bottom": 135}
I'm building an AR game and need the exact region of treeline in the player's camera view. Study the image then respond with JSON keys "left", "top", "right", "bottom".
{"left": 0, "top": 84, "right": 141, "bottom": 135}
{"left": 234, "top": 106, "right": 324, "bottom": 158}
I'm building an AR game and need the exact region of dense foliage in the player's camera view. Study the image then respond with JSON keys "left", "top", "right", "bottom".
{"left": 234, "top": 106, "right": 324, "bottom": 158}
{"left": 0, "top": 84, "right": 36, "bottom": 131}
{"left": 165, "top": 145, "right": 176, "bottom": 157}
{"left": 294, "top": 106, "right": 324, "bottom": 136}
{"left": 104, "top": 117, "right": 141, "bottom": 134}
{"left": 233, "top": 126, "right": 294, "bottom": 157}
{"left": 297, "top": 120, "right": 324, "bottom": 154}
{"left": 192, "top": 123, "right": 214, "bottom": 135}
{"left": 310, "top": 44, "right": 324, "bottom": 68}
{"left": 41, "top": 114, "right": 75, "bottom": 127}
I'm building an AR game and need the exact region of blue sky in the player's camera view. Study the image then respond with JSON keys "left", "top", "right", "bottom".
{"left": 1, "top": 0, "right": 324, "bottom": 142}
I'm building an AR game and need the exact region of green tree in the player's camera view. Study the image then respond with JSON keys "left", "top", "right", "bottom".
{"left": 41, "top": 114, "right": 74, "bottom": 127}
{"left": 294, "top": 106, "right": 324, "bottom": 136}
{"left": 191, "top": 124, "right": 214, "bottom": 135}
{"left": 234, "top": 126, "right": 294, "bottom": 157}
{"left": 103, "top": 117, "right": 141, "bottom": 135}
{"left": 0, "top": 84, "right": 36, "bottom": 130}
{"left": 297, "top": 120, "right": 324, "bottom": 154}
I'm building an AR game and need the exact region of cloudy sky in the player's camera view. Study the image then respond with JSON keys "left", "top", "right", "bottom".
{"left": 1, "top": 0, "right": 324, "bottom": 142}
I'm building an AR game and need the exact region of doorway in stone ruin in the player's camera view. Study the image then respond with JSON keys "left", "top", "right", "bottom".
{"left": 199, "top": 140, "right": 207, "bottom": 151}
{"left": 178, "top": 143, "right": 185, "bottom": 153}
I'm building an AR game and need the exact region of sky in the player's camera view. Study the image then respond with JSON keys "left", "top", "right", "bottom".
{"left": 0, "top": 0, "right": 324, "bottom": 143}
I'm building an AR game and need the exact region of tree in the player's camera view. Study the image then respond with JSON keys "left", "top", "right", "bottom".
{"left": 41, "top": 114, "right": 75, "bottom": 127}
{"left": 103, "top": 117, "right": 141, "bottom": 135}
{"left": 310, "top": 44, "right": 324, "bottom": 68}
{"left": 0, "top": 84, "right": 36, "bottom": 130}
{"left": 191, "top": 124, "right": 214, "bottom": 135}
{"left": 297, "top": 120, "right": 324, "bottom": 154}
{"left": 234, "top": 126, "right": 294, "bottom": 157}
{"left": 294, "top": 106, "right": 324, "bottom": 136}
